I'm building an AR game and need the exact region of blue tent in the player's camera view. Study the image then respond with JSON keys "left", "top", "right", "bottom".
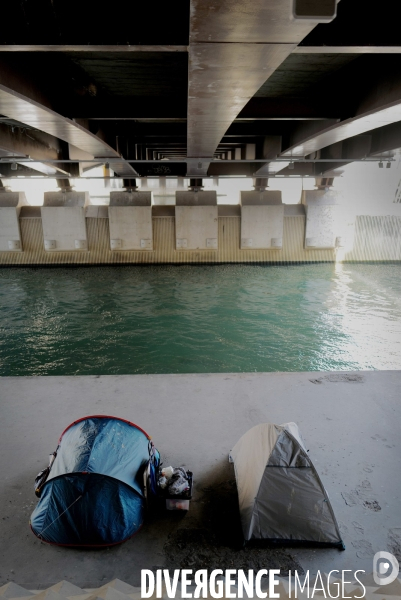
{"left": 30, "top": 415, "right": 158, "bottom": 546}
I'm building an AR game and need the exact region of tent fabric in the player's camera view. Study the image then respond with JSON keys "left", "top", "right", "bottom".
{"left": 229, "top": 423, "right": 281, "bottom": 540}
{"left": 30, "top": 474, "right": 144, "bottom": 546}
{"left": 230, "top": 422, "right": 344, "bottom": 547}
{"left": 48, "top": 417, "right": 150, "bottom": 496}
{"left": 30, "top": 416, "right": 151, "bottom": 546}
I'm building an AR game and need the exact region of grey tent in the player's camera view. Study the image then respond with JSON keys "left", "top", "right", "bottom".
{"left": 229, "top": 422, "right": 344, "bottom": 549}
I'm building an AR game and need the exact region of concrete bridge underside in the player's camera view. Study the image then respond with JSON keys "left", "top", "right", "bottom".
{"left": 1, "top": 0, "right": 401, "bottom": 185}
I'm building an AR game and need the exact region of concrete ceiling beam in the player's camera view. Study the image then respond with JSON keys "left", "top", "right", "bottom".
{"left": 0, "top": 123, "right": 74, "bottom": 176}
{"left": 0, "top": 162, "right": 59, "bottom": 178}
{"left": 187, "top": 0, "right": 339, "bottom": 166}
{"left": 293, "top": 46, "right": 401, "bottom": 54}
{"left": 0, "top": 57, "right": 138, "bottom": 178}
{"left": 280, "top": 66, "right": 401, "bottom": 158}
{"left": 0, "top": 45, "right": 188, "bottom": 53}
{"left": 187, "top": 42, "right": 295, "bottom": 159}
{"left": 0, "top": 122, "right": 63, "bottom": 162}
{"left": 255, "top": 63, "right": 401, "bottom": 176}
{"left": 189, "top": 0, "right": 333, "bottom": 44}
{"left": 238, "top": 96, "right": 340, "bottom": 119}
{"left": 309, "top": 121, "right": 401, "bottom": 175}
{"left": 369, "top": 121, "right": 401, "bottom": 156}
{"left": 311, "top": 134, "right": 372, "bottom": 176}
{"left": 279, "top": 104, "right": 401, "bottom": 160}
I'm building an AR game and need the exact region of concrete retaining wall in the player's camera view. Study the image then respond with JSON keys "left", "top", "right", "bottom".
{"left": 0, "top": 213, "right": 400, "bottom": 265}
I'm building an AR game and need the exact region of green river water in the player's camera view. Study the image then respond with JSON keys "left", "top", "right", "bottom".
{"left": 1, "top": 263, "right": 400, "bottom": 376}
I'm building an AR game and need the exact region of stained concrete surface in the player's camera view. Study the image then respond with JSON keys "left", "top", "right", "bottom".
{"left": 0, "top": 371, "right": 400, "bottom": 588}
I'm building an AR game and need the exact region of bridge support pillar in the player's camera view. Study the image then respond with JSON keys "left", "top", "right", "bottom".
{"left": 108, "top": 191, "right": 153, "bottom": 251}
{"left": 302, "top": 189, "right": 342, "bottom": 249}
{"left": 175, "top": 190, "right": 218, "bottom": 250}
{"left": 240, "top": 190, "right": 284, "bottom": 250}
{"left": 41, "top": 192, "right": 90, "bottom": 252}
{"left": 0, "top": 191, "right": 26, "bottom": 252}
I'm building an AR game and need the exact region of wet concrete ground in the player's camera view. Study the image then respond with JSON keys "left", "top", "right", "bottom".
{"left": 0, "top": 371, "right": 400, "bottom": 588}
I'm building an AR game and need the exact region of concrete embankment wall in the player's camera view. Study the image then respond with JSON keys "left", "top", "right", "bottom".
{"left": 1, "top": 208, "right": 401, "bottom": 265}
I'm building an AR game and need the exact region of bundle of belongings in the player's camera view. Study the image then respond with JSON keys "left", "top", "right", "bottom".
{"left": 158, "top": 466, "right": 193, "bottom": 510}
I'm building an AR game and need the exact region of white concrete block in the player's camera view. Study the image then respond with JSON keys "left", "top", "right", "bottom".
{"left": 175, "top": 191, "right": 217, "bottom": 206}
{"left": 305, "top": 237, "right": 317, "bottom": 247}
{"left": 109, "top": 191, "right": 152, "bottom": 207}
{"left": 108, "top": 191, "right": 153, "bottom": 251}
{"left": 41, "top": 192, "right": 89, "bottom": 252}
{"left": 240, "top": 205, "right": 284, "bottom": 250}
{"left": 241, "top": 191, "right": 282, "bottom": 206}
{"left": 41, "top": 207, "right": 88, "bottom": 251}
{"left": 0, "top": 191, "right": 27, "bottom": 208}
{"left": 43, "top": 191, "right": 89, "bottom": 207}
{"left": 302, "top": 190, "right": 340, "bottom": 249}
{"left": 108, "top": 206, "right": 153, "bottom": 251}
{"left": 302, "top": 189, "right": 339, "bottom": 207}
{"left": 175, "top": 205, "right": 218, "bottom": 250}
{"left": 304, "top": 204, "right": 338, "bottom": 248}
{"left": 0, "top": 192, "right": 27, "bottom": 252}
{"left": 175, "top": 191, "right": 218, "bottom": 250}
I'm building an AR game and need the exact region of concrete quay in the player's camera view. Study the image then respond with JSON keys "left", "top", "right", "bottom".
{"left": 0, "top": 371, "right": 400, "bottom": 588}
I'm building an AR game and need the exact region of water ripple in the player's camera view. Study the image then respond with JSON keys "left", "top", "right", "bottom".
{"left": 1, "top": 264, "right": 401, "bottom": 375}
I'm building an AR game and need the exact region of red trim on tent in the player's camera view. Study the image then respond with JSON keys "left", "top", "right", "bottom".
{"left": 29, "top": 521, "right": 144, "bottom": 548}
{"left": 58, "top": 415, "right": 151, "bottom": 442}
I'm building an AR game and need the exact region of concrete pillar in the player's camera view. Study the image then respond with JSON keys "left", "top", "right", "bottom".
{"left": 56, "top": 179, "right": 74, "bottom": 192}
{"left": 0, "top": 192, "right": 27, "bottom": 252}
{"left": 175, "top": 191, "right": 218, "bottom": 250}
{"left": 176, "top": 177, "right": 185, "bottom": 190}
{"left": 108, "top": 191, "right": 153, "bottom": 251}
{"left": 189, "top": 179, "right": 203, "bottom": 191}
{"left": 253, "top": 178, "right": 268, "bottom": 191}
{"left": 41, "top": 191, "right": 90, "bottom": 251}
{"left": 302, "top": 189, "right": 341, "bottom": 249}
{"left": 245, "top": 144, "right": 256, "bottom": 160}
{"left": 123, "top": 178, "right": 138, "bottom": 191}
{"left": 240, "top": 190, "right": 284, "bottom": 249}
